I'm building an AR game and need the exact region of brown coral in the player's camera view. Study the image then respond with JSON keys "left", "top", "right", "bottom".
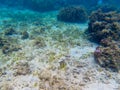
{"left": 57, "top": 6, "right": 88, "bottom": 23}
{"left": 87, "top": 9, "right": 120, "bottom": 71}
{"left": 87, "top": 10, "right": 120, "bottom": 43}
{"left": 94, "top": 38, "right": 120, "bottom": 71}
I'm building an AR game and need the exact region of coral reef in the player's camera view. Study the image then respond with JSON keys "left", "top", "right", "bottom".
{"left": 88, "top": 4, "right": 119, "bottom": 14}
{"left": 57, "top": 6, "right": 88, "bottom": 23}
{"left": 87, "top": 9, "right": 120, "bottom": 43}
{"left": 0, "top": 6, "right": 120, "bottom": 90}
{"left": 87, "top": 9, "right": 120, "bottom": 71}
{"left": 94, "top": 38, "right": 120, "bottom": 71}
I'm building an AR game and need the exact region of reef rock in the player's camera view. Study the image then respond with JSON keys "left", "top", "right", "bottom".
{"left": 87, "top": 9, "right": 120, "bottom": 43}
{"left": 94, "top": 38, "right": 120, "bottom": 71}
{"left": 21, "top": 31, "right": 29, "bottom": 39}
{"left": 87, "top": 9, "right": 120, "bottom": 71}
{"left": 4, "top": 27, "right": 17, "bottom": 36}
{"left": 57, "top": 6, "right": 88, "bottom": 23}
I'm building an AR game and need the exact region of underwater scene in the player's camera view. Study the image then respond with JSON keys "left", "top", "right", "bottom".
{"left": 0, "top": 0, "right": 120, "bottom": 90}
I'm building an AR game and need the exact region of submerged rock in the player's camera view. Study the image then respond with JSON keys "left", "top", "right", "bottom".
{"left": 87, "top": 9, "right": 120, "bottom": 71}
{"left": 0, "top": 37, "right": 21, "bottom": 54}
{"left": 21, "top": 31, "right": 29, "bottom": 39}
{"left": 57, "top": 6, "right": 88, "bottom": 23}
{"left": 0, "top": 37, "right": 8, "bottom": 48}
{"left": 94, "top": 38, "right": 120, "bottom": 71}
{"left": 87, "top": 9, "right": 120, "bottom": 43}
{"left": 2, "top": 45, "right": 21, "bottom": 54}
{"left": 4, "top": 27, "right": 17, "bottom": 36}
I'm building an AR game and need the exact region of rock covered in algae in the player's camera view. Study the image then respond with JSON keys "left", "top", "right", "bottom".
{"left": 2, "top": 45, "right": 21, "bottom": 54}
{"left": 0, "top": 37, "right": 21, "bottom": 54}
{"left": 94, "top": 38, "right": 120, "bottom": 71}
{"left": 57, "top": 6, "right": 88, "bottom": 23}
{"left": 86, "top": 8, "right": 120, "bottom": 71}
{"left": 21, "top": 31, "right": 29, "bottom": 39}
{"left": 0, "top": 37, "right": 8, "bottom": 48}
{"left": 4, "top": 27, "right": 17, "bottom": 36}
{"left": 87, "top": 9, "right": 120, "bottom": 43}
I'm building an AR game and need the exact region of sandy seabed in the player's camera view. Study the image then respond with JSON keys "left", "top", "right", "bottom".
{"left": 0, "top": 7, "right": 120, "bottom": 90}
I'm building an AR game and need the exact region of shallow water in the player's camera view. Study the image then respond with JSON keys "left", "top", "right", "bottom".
{"left": 0, "top": 0, "right": 120, "bottom": 90}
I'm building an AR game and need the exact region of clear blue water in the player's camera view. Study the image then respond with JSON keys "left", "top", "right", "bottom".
{"left": 0, "top": 0, "right": 119, "bottom": 12}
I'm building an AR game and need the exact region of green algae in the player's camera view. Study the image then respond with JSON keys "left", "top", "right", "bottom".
{"left": 48, "top": 52, "right": 56, "bottom": 62}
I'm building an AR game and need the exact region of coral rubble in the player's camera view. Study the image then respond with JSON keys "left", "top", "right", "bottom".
{"left": 57, "top": 6, "right": 88, "bottom": 23}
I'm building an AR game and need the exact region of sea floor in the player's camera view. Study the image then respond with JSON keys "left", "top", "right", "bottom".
{"left": 0, "top": 7, "right": 120, "bottom": 90}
